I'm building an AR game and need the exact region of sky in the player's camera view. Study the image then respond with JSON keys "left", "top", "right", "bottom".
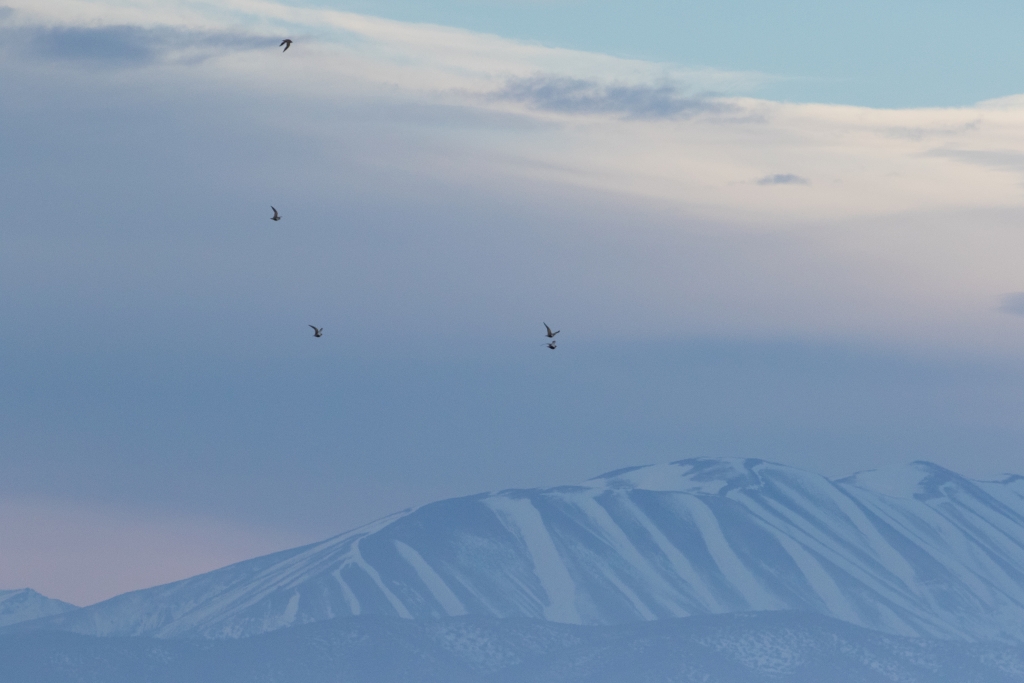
{"left": 287, "top": 0, "right": 1024, "bottom": 108}
{"left": 5, "top": 0, "right": 1024, "bottom": 606}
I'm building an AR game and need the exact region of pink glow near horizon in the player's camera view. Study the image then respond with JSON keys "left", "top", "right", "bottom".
{"left": 0, "top": 496, "right": 311, "bottom": 606}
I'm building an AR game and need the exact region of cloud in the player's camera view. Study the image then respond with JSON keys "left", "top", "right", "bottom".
{"left": 4, "top": 0, "right": 1022, "bottom": 225}
{"left": 926, "top": 148, "right": 1024, "bottom": 173}
{"left": 2, "top": 0, "right": 771, "bottom": 97}
{"left": 999, "top": 293, "right": 1024, "bottom": 316}
{"left": 0, "top": 6, "right": 14, "bottom": 22}
{"left": 757, "top": 174, "right": 809, "bottom": 186}
{"left": 493, "top": 75, "right": 731, "bottom": 119}
{"left": 10, "top": 24, "right": 266, "bottom": 66}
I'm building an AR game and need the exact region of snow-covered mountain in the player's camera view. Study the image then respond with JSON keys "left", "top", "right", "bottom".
{"left": 0, "top": 589, "right": 77, "bottom": 628}
{"left": 13, "top": 458, "right": 1024, "bottom": 641}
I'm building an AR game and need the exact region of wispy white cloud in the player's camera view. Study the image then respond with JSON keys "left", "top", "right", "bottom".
{"left": 0, "top": 0, "right": 766, "bottom": 91}
{"left": 5, "top": 0, "right": 1024, "bottom": 353}
{"left": 14, "top": 0, "right": 995, "bottom": 226}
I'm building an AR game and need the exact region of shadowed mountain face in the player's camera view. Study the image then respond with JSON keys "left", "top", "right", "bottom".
{"left": 3, "top": 611, "right": 1024, "bottom": 683}
{"left": 12, "top": 458, "right": 1024, "bottom": 641}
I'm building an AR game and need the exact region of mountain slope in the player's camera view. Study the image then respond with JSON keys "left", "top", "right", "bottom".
{"left": 4, "top": 611, "right": 1024, "bottom": 683}
{"left": 0, "top": 590, "right": 77, "bottom": 628}
{"left": 13, "top": 458, "right": 1024, "bottom": 641}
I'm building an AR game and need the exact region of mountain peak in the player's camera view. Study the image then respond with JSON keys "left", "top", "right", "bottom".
{"left": 14, "top": 457, "right": 1024, "bottom": 643}
{"left": 836, "top": 461, "right": 963, "bottom": 499}
{"left": 584, "top": 457, "right": 802, "bottom": 495}
{"left": 0, "top": 589, "right": 77, "bottom": 628}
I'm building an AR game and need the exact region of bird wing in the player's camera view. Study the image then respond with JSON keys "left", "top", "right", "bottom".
{"left": 271, "top": 206, "right": 278, "bottom": 217}
{"left": 544, "top": 323, "right": 553, "bottom": 335}
{"left": 309, "top": 325, "right": 318, "bottom": 332}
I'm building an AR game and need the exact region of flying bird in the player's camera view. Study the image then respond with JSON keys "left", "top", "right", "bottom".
{"left": 544, "top": 323, "right": 559, "bottom": 338}
{"left": 546, "top": 340, "right": 557, "bottom": 350}
{"left": 309, "top": 325, "right": 323, "bottom": 337}
{"left": 280, "top": 39, "right": 293, "bottom": 52}
{"left": 271, "top": 206, "right": 281, "bottom": 221}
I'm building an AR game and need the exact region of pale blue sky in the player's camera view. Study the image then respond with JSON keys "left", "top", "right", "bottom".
{"left": 5, "top": 0, "right": 1024, "bottom": 604}
{"left": 290, "top": 0, "right": 1024, "bottom": 107}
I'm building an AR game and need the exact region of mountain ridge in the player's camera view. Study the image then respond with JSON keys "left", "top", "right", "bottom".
{"left": 0, "top": 589, "right": 77, "bottom": 628}
{"left": 10, "top": 457, "right": 1024, "bottom": 642}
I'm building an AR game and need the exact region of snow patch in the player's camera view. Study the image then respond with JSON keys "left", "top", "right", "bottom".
{"left": 840, "top": 462, "right": 939, "bottom": 499}
{"left": 586, "top": 461, "right": 733, "bottom": 494}
{"left": 352, "top": 540, "right": 413, "bottom": 619}
{"left": 484, "top": 495, "right": 581, "bottom": 624}
{"left": 332, "top": 568, "right": 361, "bottom": 616}
{"left": 394, "top": 541, "right": 467, "bottom": 616}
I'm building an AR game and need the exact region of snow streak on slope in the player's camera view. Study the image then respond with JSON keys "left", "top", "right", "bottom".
{"left": 0, "top": 590, "right": 77, "bottom": 628}
{"left": 13, "top": 458, "right": 1024, "bottom": 641}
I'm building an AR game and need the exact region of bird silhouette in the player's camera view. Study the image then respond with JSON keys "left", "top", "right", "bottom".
{"left": 546, "top": 340, "right": 557, "bottom": 350}
{"left": 271, "top": 206, "right": 281, "bottom": 221}
{"left": 280, "top": 39, "right": 293, "bottom": 52}
{"left": 309, "top": 325, "right": 323, "bottom": 337}
{"left": 544, "top": 323, "right": 559, "bottom": 338}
